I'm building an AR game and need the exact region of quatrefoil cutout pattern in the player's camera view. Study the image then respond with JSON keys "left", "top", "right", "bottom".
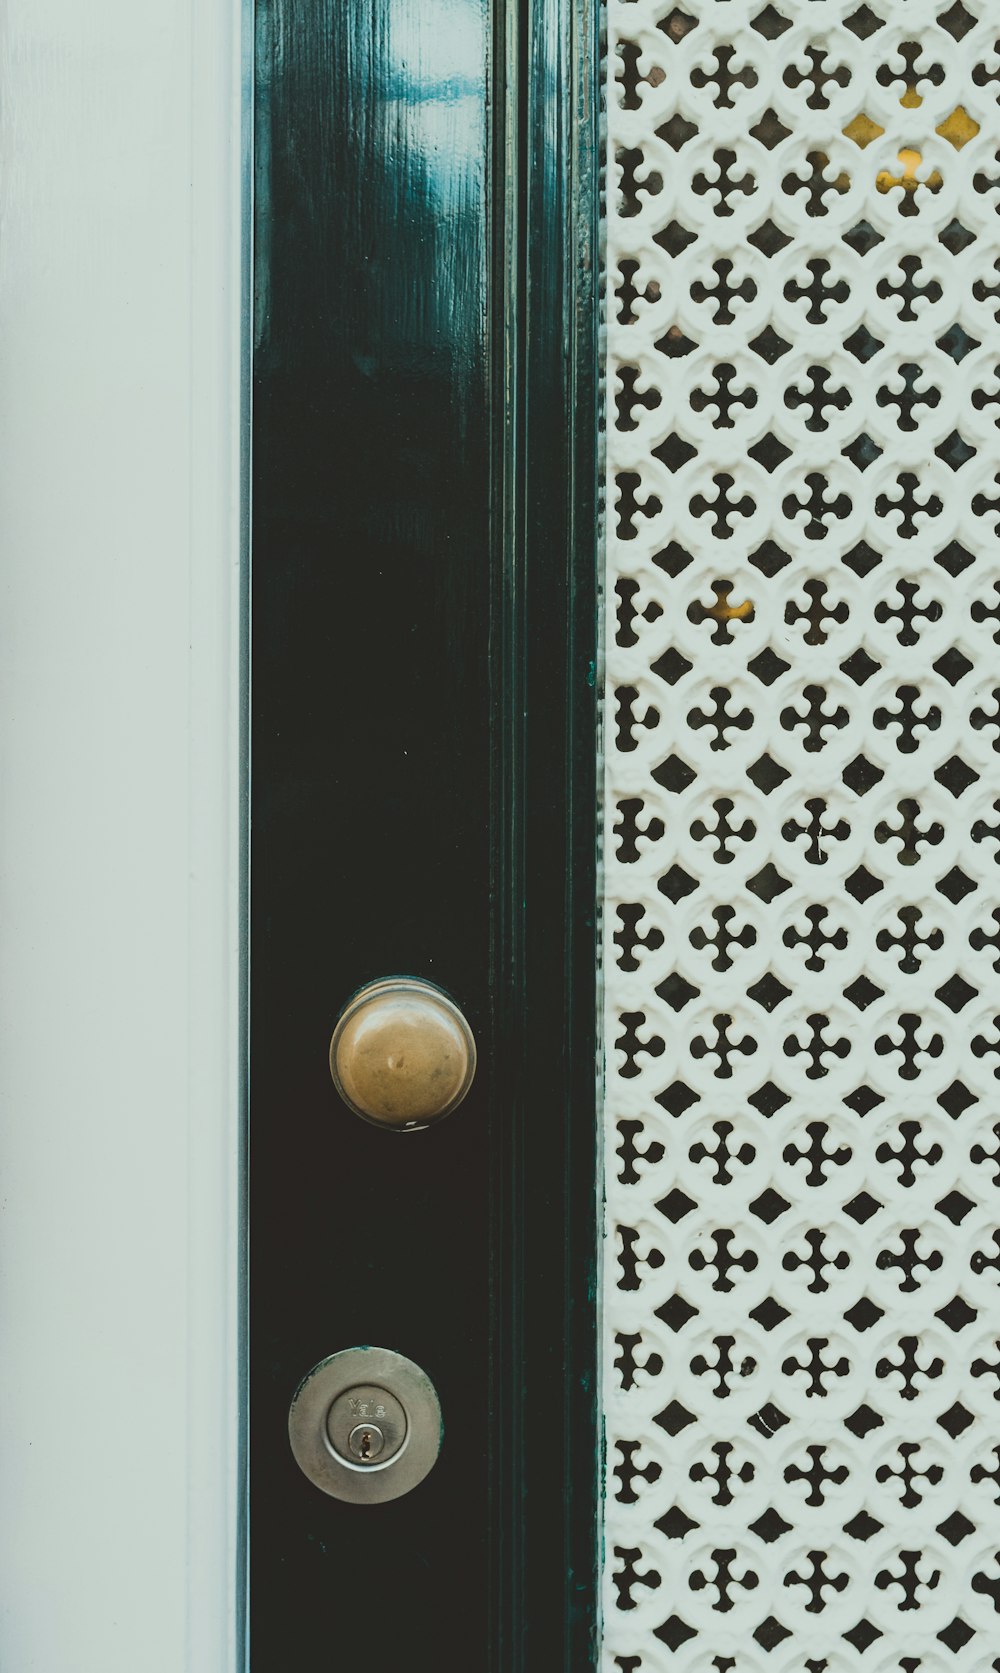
{"left": 604, "top": 2, "right": 1000, "bottom": 1669}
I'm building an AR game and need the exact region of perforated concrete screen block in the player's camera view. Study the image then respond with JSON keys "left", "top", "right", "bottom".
{"left": 603, "top": 2, "right": 1000, "bottom": 1666}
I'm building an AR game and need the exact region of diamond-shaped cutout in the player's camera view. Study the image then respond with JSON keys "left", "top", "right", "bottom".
{"left": 651, "top": 646, "right": 693, "bottom": 686}
{"left": 753, "top": 1614, "right": 792, "bottom": 1648}
{"left": 751, "top": 1295, "right": 790, "bottom": 1331}
{"left": 936, "top": 1294, "right": 977, "bottom": 1332}
{"left": 656, "top": 1503, "right": 699, "bottom": 1540}
{"left": 748, "top": 1403, "right": 789, "bottom": 1440}
{"left": 656, "top": 1292, "right": 699, "bottom": 1331}
{"left": 748, "top": 646, "right": 791, "bottom": 685}
{"left": 935, "top": 974, "right": 978, "bottom": 1012}
{"left": 934, "top": 646, "right": 973, "bottom": 685}
{"left": 749, "top": 110, "right": 791, "bottom": 151}
{"left": 938, "top": 111, "right": 980, "bottom": 155}
{"left": 658, "top": 6, "right": 699, "bottom": 41}
{"left": 652, "top": 432, "right": 697, "bottom": 473}
{"left": 845, "top": 975, "right": 884, "bottom": 1011}
{"left": 748, "top": 973, "right": 791, "bottom": 1012}
{"left": 841, "top": 647, "right": 881, "bottom": 684}
{"left": 653, "top": 540, "right": 695, "bottom": 577}
{"left": 748, "top": 540, "right": 791, "bottom": 576}
{"left": 844, "top": 1510, "right": 883, "bottom": 1542}
{"left": 938, "top": 1400, "right": 974, "bottom": 1436}
{"left": 844, "top": 1191, "right": 881, "bottom": 1223}
{"left": 938, "top": 1080, "right": 976, "bottom": 1118}
{"left": 843, "top": 219, "right": 885, "bottom": 255}
{"left": 659, "top": 864, "right": 698, "bottom": 902}
{"left": 656, "top": 972, "right": 700, "bottom": 1011}
{"left": 845, "top": 325, "right": 884, "bottom": 363}
{"left": 657, "top": 1188, "right": 698, "bottom": 1223}
{"left": 748, "top": 217, "right": 793, "bottom": 257}
{"left": 937, "top": 1510, "right": 975, "bottom": 1546}
{"left": 844, "top": 1403, "right": 884, "bottom": 1437}
{"left": 655, "top": 326, "right": 698, "bottom": 359}
{"left": 844, "top": 1084, "right": 883, "bottom": 1115}
{"left": 654, "top": 1614, "right": 698, "bottom": 1650}
{"left": 938, "top": 323, "right": 981, "bottom": 362}
{"left": 937, "top": 1616, "right": 975, "bottom": 1651}
{"left": 657, "top": 113, "right": 698, "bottom": 151}
{"left": 935, "top": 539, "right": 975, "bottom": 576}
{"left": 750, "top": 325, "right": 792, "bottom": 362}
{"left": 747, "top": 863, "right": 791, "bottom": 903}
{"left": 846, "top": 122, "right": 884, "bottom": 156}
{"left": 655, "top": 1399, "right": 696, "bottom": 1435}
{"left": 657, "top": 1079, "right": 699, "bottom": 1116}
{"left": 653, "top": 753, "right": 697, "bottom": 793}
{"left": 750, "top": 1187, "right": 791, "bottom": 1223}
{"left": 843, "top": 754, "right": 884, "bottom": 795}
{"left": 751, "top": 2, "right": 792, "bottom": 35}
{"left": 751, "top": 1507, "right": 792, "bottom": 1543}
{"left": 935, "top": 429, "right": 976, "bottom": 470}
{"left": 747, "top": 753, "right": 791, "bottom": 794}
{"left": 847, "top": 118, "right": 886, "bottom": 155}
{"left": 749, "top": 432, "right": 792, "bottom": 472}
{"left": 844, "top": 1296, "right": 884, "bottom": 1331}
{"left": 846, "top": 865, "right": 884, "bottom": 903}
{"left": 938, "top": 0, "right": 976, "bottom": 37}
{"left": 842, "top": 432, "right": 883, "bottom": 472}
{"left": 842, "top": 541, "right": 881, "bottom": 577}
{"left": 845, "top": 3, "right": 885, "bottom": 37}
{"left": 939, "top": 218, "right": 976, "bottom": 254}
{"left": 937, "top": 866, "right": 977, "bottom": 903}
{"left": 655, "top": 218, "right": 698, "bottom": 257}
{"left": 936, "top": 1189, "right": 974, "bottom": 1224}
{"left": 750, "top": 1080, "right": 790, "bottom": 1116}
{"left": 843, "top": 1618, "right": 883, "bottom": 1652}
{"left": 935, "top": 755, "right": 979, "bottom": 797}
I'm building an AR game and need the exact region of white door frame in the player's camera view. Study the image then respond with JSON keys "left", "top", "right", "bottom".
{"left": 0, "top": 2, "right": 246, "bottom": 1665}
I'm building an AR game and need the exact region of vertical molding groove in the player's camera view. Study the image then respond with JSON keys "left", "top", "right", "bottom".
{"left": 491, "top": 0, "right": 602, "bottom": 1664}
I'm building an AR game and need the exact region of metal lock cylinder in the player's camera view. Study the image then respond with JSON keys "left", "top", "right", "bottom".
{"left": 288, "top": 1346, "right": 443, "bottom": 1505}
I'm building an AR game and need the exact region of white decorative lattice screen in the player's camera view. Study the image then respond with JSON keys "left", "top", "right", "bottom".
{"left": 602, "top": 2, "right": 1000, "bottom": 1666}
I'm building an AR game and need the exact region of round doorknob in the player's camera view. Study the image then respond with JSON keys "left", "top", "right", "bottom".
{"left": 329, "top": 977, "right": 476, "bottom": 1130}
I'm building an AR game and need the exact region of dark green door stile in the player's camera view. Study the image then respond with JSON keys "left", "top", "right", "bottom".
{"left": 490, "top": 0, "right": 601, "bottom": 1664}
{"left": 250, "top": 1, "right": 599, "bottom": 1663}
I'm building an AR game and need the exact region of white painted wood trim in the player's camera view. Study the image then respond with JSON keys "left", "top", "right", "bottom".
{"left": 0, "top": 2, "right": 245, "bottom": 1666}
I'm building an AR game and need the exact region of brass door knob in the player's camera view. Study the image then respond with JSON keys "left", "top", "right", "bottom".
{"left": 329, "top": 977, "right": 476, "bottom": 1130}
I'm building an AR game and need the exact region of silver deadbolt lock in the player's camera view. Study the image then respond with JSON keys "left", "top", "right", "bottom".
{"left": 288, "top": 1346, "right": 443, "bottom": 1505}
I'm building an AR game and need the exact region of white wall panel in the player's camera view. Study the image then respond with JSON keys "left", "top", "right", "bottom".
{"left": 0, "top": 2, "right": 243, "bottom": 1666}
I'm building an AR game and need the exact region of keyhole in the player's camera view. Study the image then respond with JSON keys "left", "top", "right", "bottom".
{"left": 346, "top": 1419, "right": 386, "bottom": 1462}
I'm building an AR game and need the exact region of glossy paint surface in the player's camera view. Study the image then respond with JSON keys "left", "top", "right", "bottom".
{"left": 491, "top": 0, "right": 601, "bottom": 1665}
{"left": 251, "top": 0, "right": 599, "bottom": 1661}
{"left": 252, "top": 0, "right": 492, "bottom": 1660}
